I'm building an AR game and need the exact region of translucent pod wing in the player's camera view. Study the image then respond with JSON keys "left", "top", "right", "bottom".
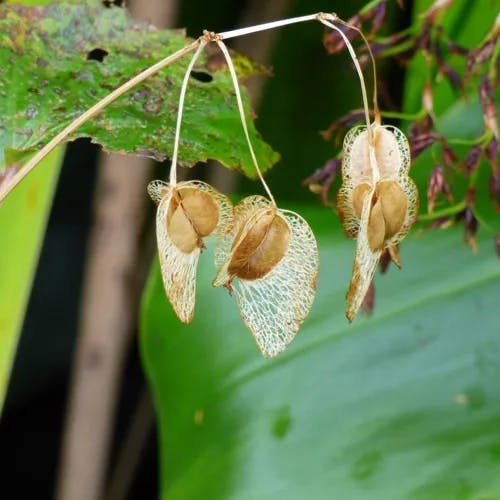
{"left": 154, "top": 186, "right": 200, "bottom": 323}
{"left": 231, "top": 209, "right": 319, "bottom": 358}
{"left": 337, "top": 125, "right": 373, "bottom": 238}
{"left": 147, "top": 179, "right": 170, "bottom": 205}
{"left": 346, "top": 189, "right": 383, "bottom": 322}
{"left": 376, "top": 125, "right": 411, "bottom": 179}
{"left": 151, "top": 180, "right": 233, "bottom": 323}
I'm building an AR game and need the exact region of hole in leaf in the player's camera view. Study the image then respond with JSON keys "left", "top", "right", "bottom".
{"left": 102, "top": 0, "right": 123, "bottom": 7}
{"left": 190, "top": 71, "right": 213, "bottom": 83}
{"left": 86, "top": 48, "right": 109, "bottom": 62}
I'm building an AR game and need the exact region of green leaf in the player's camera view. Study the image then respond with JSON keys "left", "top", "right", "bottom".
{"left": 0, "top": 0, "right": 279, "bottom": 178}
{"left": 141, "top": 208, "right": 500, "bottom": 499}
{"left": 0, "top": 146, "right": 63, "bottom": 411}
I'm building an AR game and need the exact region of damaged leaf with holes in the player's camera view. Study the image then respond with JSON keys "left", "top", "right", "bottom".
{"left": 0, "top": 0, "right": 279, "bottom": 177}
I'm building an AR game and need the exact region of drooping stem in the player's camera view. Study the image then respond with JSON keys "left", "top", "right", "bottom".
{"left": 0, "top": 40, "right": 199, "bottom": 204}
{"left": 334, "top": 16, "right": 380, "bottom": 123}
{"left": 218, "top": 13, "right": 319, "bottom": 40}
{"left": 215, "top": 39, "right": 277, "bottom": 206}
{"left": 169, "top": 40, "right": 207, "bottom": 186}
{"left": 319, "top": 16, "right": 373, "bottom": 143}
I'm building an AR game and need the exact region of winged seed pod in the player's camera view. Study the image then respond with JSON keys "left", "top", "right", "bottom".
{"left": 148, "top": 179, "right": 233, "bottom": 323}
{"left": 213, "top": 195, "right": 318, "bottom": 358}
{"left": 338, "top": 123, "right": 418, "bottom": 321}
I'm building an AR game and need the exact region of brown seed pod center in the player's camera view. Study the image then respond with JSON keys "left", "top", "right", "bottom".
{"left": 228, "top": 208, "right": 291, "bottom": 280}
{"left": 352, "top": 182, "right": 372, "bottom": 218}
{"left": 376, "top": 180, "right": 408, "bottom": 239}
{"left": 363, "top": 180, "right": 408, "bottom": 251}
{"left": 166, "top": 187, "right": 219, "bottom": 253}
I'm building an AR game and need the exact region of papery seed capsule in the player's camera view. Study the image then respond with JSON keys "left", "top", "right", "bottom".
{"left": 228, "top": 208, "right": 291, "bottom": 280}
{"left": 166, "top": 188, "right": 220, "bottom": 253}
{"left": 148, "top": 180, "right": 233, "bottom": 323}
{"left": 213, "top": 195, "right": 318, "bottom": 358}
{"left": 340, "top": 123, "right": 417, "bottom": 321}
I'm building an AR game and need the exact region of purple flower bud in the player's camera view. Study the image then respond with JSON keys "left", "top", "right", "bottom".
{"left": 410, "top": 133, "right": 438, "bottom": 158}
{"left": 463, "top": 206, "right": 478, "bottom": 252}
{"left": 371, "top": 1, "right": 388, "bottom": 35}
{"left": 464, "top": 145, "right": 483, "bottom": 175}
{"left": 304, "top": 158, "right": 341, "bottom": 205}
{"left": 442, "top": 141, "right": 458, "bottom": 168}
{"left": 427, "top": 164, "right": 453, "bottom": 212}
{"left": 485, "top": 137, "right": 499, "bottom": 169}
{"left": 489, "top": 167, "right": 500, "bottom": 211}
{"left": 479, "top": 76, "right": 499, "bottom": 139}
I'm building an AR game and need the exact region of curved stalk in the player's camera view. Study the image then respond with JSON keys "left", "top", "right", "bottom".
{"left": 169, "top": 40, "right": 207, "bottom": 186}
{"left": 334, "top": 16, "right": 380, "bottom": 123}
{"left": 319, "top": 16, "right": 373, "bottom": 144}
{"left": 215, "top": 39, "right": 276, "bottom": 206}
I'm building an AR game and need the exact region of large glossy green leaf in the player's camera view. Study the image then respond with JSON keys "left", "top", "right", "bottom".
{"left": 0, "top": 146, "right": 63, "bottom": 411}
{"left": 0, "top": 0, "right": 278, "bottom": 178}
{"left": 141, "top": 207, "right": 500, "bottom": 499}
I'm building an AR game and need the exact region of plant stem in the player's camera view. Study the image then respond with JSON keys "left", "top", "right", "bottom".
{"left": 216, "top": 39, "right": 276, "bottom": 205}
{"left": 381, "top": 109, "right": 426, "bottom": 121}
{"left": 0, "top": 40, "right": 198, "bottom": 205}
{"left": 418, "top": 200, "right": 466, "bottom": 222}
{"left": 319, "top": 16, "right": 373, "bottom": 139}
{"left": 219, "top": 13, "right": 320, "bottom": 40}
{"left": 169, "top": 40, "right": 206, "bottom": 186}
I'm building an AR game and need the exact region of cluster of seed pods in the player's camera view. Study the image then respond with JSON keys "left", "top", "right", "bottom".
{"left": 148, "top": 15, "right": 418, "bottom": 358}
{"left": 148, "top": 33, "right": 318, "bottom": 359}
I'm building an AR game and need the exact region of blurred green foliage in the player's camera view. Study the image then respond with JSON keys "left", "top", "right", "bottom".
{"left": 141, "top": 0, "right": 500, "bottom": 498}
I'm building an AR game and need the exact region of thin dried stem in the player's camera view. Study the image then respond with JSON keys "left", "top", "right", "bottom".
{"left": 319, "top": 15, "right": 373, "bottom": 143}
{"left": 335, "top": 16, "right": 380, "bottom": 123}
{"left": 0, "top": 40, "right": 199, "bottom": 204}
{"left": 219, "top": 13, "right": 320, "bottom": 40}
{"left": 215, "top": 39, "right": 277, "bottom": 206}
{"left": 169, "top": 40, "right": 207, "bottom": 186}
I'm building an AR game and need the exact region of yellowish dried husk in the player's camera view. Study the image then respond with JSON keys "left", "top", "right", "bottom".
{"left": 367, "top": 196, "right": 385, "bottom": 251}
{"left": 166, "top": 188, "right": 219, "bottom": 253}
{"left": 228, "top": 208, "right": 291, "bottom": 280}
{"left": 377, "top": 180, "right": 408, "bottom": 239}
{"left": 338, "top": 124, "right": 412, "bottom": 240}
{"left": 341, "top": 124, "right": 416, "bottom": 322}
{"left": 148, "top": 180, "right": 233, "bottom": 324}
{"left": 352, "top": 182, "right": 372, "bottom": 219}
{"left": 213, "top": 195, "right": 319, "bottom": 358}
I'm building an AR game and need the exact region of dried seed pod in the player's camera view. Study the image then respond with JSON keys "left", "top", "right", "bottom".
{"left": 339, "top": 123, "right": 418, "bottom": 321}
{"left": 213, "top": 196, "right": 319, "bottom": 358}
{"left": 148, "top": 179, "right": 233, "bottom": 323}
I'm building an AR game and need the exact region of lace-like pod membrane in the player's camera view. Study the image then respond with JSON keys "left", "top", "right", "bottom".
{"left": 338, "top": 124, "right": 418, "bottom": 321}
{"left": 148, "top": 179, "right": 233, "bottom": 323}
{"left": 214, "top": 196, "right": 319, "bottom": 358}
